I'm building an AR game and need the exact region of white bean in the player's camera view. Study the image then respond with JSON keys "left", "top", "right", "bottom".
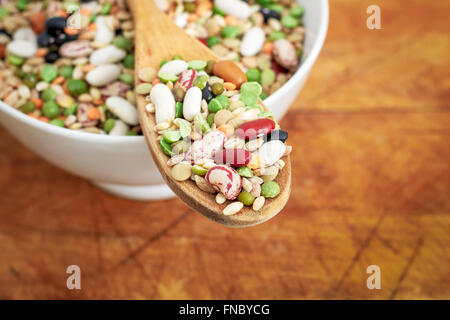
{"left": 13, "top": 28, "right": 37, "bottom": 42}
{"left": 109, "top": 119, "right": 130, "bottom": 136}
{"left": 106, "top": 96, "right": 139, "bottom": 125}
{"left": 258, "top": 140, "right": 286, "bottom": 167}
{"left": 150, "top": 83, "right": 176, "bottom": 124}
{"left": 174, "top": 13, "right": 188, "bottom": 28}
{"left": 7, "top": 40, "right": 37, "bottom": 58}
{"left": 214, "top": 0, "right": 252, "bottom": 19}
{"left": 240, "top": 27, "right": 265, "bottom": 56}
{"left": 86, "top": 64, "right": 121, "bottom": 87}
{"left": 158, "top": 60, "right": 188, "bottom": 77}
{"left": 95, "top": 16, "right": 114, "bottom": 44}
{"left": 182, "top": 86, "right": 202, "bottom": 121}
{"left": 90, "top": 45, "right": 126, "bottom": 65}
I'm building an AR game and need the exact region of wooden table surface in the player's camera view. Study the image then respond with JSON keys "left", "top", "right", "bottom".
{"left": 0, "top": 0, "right": 449, "bottom": 299}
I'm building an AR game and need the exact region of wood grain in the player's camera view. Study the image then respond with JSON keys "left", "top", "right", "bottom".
{"left": 0, "top": 0, "right": 449, "bottom": 299}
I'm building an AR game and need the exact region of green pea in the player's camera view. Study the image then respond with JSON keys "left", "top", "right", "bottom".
{"left": 297, "top": 48, "right": 303, "bottom": 58}
{"left": 193, "top": 75, "right": 208, "bottom": 90}
{"left": 261, "top": 181, "right": 280, "bottom": 198}
{"left": 175, "top": 101, "right": 183, "bottom": 118}
{"left": 210, "top": 82, "right": 224, "bottom": 96}
{"left": 58, "top": 66, "right": 73, "bottom": 78}
{"left": 159, "top": 72, "right": 178, "bottom": 83}
{"left": 268, "top": 30, "right": 286, "bottom": 41}
{"left": 240, "top": 91, "right": 258, "bottom": 107}
{"left": 206, "top": 113, "right": 215, "bottom": 127}
{"left": 23, "top": 73, "right": 38, "bottom": 89}
{"left": 260, "top": 69, "right": 276, "bottom": 86}
{"left": 188, "top": 60, "right": 207, "bottom": 71}
{"left": 207, "top": 36, "right": 220, "bottom": 47}
{"left": 246, "top": 68, "right": 261, "bottom": 83}
{"left": 160, "top": 60, "right": 168, "bottom": 68}
{"left": 281, "top": 15, "right": 299, "bottom": 28}
{"left": 64, "top": 104, "right": 78, "bottom": 116}
{"left": 113, "top": 36, "right": 133, "bottom": 50}
{"left": 100, "top": 1, "right": 112, "bottom": 15}
{"left": 41, "top": 88, "right": 57, "bottom": 101}
{"left": 49, "top": 119, "right": 65, "bottom": 127}
{"left": 237, "top": 166, "right": 253, "bottom": 178}
{"left": 16, "top": 0, "right": 27, "bottom": 11}
{"left": 194, "top": 114, "right": 210, "bottom": 133}
{"left": 15, "top": 69, "right": 25, "bottom": 78}
{"left": 238, "top": 191, "right": 255, "bottom": 206}
{"left": 0, "top": 7, "right": 10, "bottom": 20}
{"left": 103, "top": 118, "right": 115, "bottom": 133}
{"left": 89, "top": 13, "right": 97, "bottom": 23}
{"left": 290, "top": 5, "right": 305, "bottom": 18}
{"left": 163, "top": 130, "right": 182, "bottom": 144}
{"left": 160, "top": 139, "right": 173, "bottom": 156}
{"left": 42, "top": 100, "right": 60, "bottom": 119}
{"left": 213, "top": 6, "right": 226, "bottom": 16}
{"left": 172, "top": 54, "right": 183, "bottom": 60}
{"left": 221, "top": 26, "right": 241, "bottom": 38}
{"left": 127, "top": 131, "right": 137, "bottom": 136}
{"left": 192, "top": 165, "right": 208, "bottom": 176}
{"left": 216, "top": 94, "right": 230, "bottom": 108}
{"left": 259, "top": 110, "right": 273, "bottom": 118}
{"left": 208, "top": 95, "right": 229, "bottom": 113}
{"left": 241, "top": 82, "right": 262, "bottom": 96}
{"left": 178, "top": 120, "right": 191, "bottom": 138}
{"left": 7, "top": 54, "right": 24, "bottom": 67}
{"left": 21, "top": 101, "right": 36, "bottom": 113}
{"left": 123, "top": 54, "right": 135, "bottom": 69}
{"left": 266, "top": 4, "right": 284, "bottom": 14}
{"left": 67, "top": 79, "right": 88, "bottom": 96}
{"left": 260, "top": 92, "right": 268, "bottom": 100}
{"left": 119, "top": 73, "right": 134, "bottom": 86}
{"left": 40, "top": 65, "right": 58, "bottom": 82}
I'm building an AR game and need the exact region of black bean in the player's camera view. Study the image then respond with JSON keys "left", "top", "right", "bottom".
{"left": 0, "top": 29, "right": 12, "bottom": 38}
{"left": 259, "top": 8, "right": 281, "bottom": 22}
{"left": 37, "top": 32, "right": 54, "bottom": 47}
{"left": 263, "top": 130, "right": 288, "bottom": 143}
{"left": 45, "top": 17, "right": 67, "bottom": 36}
{"left": 201, "top": 83, "right": 214, "bottom": 103}
{"left": 55, "top": 33, "right": 78, "bottom": 47}
{"left": 45, "top": 51, "right": 59, "bottom": 63}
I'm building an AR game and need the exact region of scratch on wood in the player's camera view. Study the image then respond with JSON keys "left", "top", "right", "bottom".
{"left": 117, "top": 211, "right": 191, "bottom": 266}
{"left": 389, "top": 235, "right": 425, "bottom": 300}
{"left": 325, "top": 210, "right": 387, "bottom": 299}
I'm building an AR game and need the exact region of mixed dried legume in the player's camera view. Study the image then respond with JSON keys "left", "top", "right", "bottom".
{"left": 0, "top": 0, "right": 305, "bottom": 136}
{"left": 0, "top": 0, "right": 140, "bottom": 135}
{"left": 165, "top": 0, "right": 305, "bottom": 97}
{"left": 141, "top": 57, "right": 291, "bottom": 215}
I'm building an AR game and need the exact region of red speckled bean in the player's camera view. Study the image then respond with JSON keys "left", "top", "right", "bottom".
{"left": 214, "top": 148, "right": 252, "bottom": 167}
{"left": 206, "top": 165, "right": 242, "bottom": 200}
{"left": 235, "top": 118, "right": 275, "bottom": 140}
{"left": 176, "top": 69, "right": 197, "bottom": 92}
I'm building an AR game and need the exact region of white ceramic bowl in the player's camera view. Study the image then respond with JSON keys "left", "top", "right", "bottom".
{"left": 0, "top": 0, "right": 328, "bottom": 201}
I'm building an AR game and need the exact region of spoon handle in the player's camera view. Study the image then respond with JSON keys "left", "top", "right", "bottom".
{"left": 128, "top": 0, "right": 218, "bottom": 70}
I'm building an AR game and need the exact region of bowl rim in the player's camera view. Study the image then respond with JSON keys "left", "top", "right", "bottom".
{"left": 0, "top": 0, "right": 329, "bottom": 145}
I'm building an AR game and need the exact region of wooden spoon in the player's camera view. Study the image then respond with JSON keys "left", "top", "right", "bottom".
{"left": 128, "top": 0, "right": 291, "bottom": 227}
